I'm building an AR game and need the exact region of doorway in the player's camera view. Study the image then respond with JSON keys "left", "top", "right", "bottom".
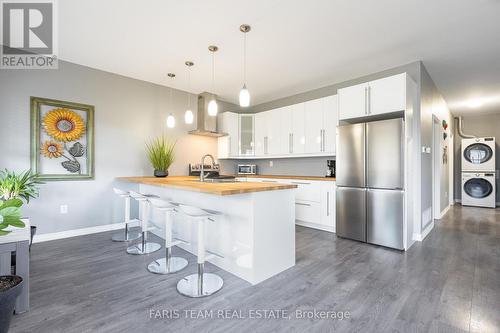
{"left": 432, "top": 115, "right": 441, "bottom": 220}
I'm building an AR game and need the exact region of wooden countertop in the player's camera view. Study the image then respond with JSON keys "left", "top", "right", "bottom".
{"left": 117, "top": 176, "right": 297, "bottom": 196}
{"left": 237, "top": 175, "right": 336, "bottom": 181}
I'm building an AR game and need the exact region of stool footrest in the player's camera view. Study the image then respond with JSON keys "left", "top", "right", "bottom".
{"left": 173, "top": 237, "right": 190, "bottom": 246}
{"left": 125, "top": 218, "right": 140, "bottom": 225}
{"left": 205, "top": 249, "right": 224, "bottom": 260}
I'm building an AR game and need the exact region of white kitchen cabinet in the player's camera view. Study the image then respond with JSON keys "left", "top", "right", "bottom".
{"left": 245, "top": 177, "right": 335, "bottom": 232}
{"left": 368, "top": 73, "right": 406, "bottom": 115}
{"left": 338, "top": 73, "right": 407, "bottom": 120}
{"left": 338, "top": 82, "right": 368, "bottom": 120}
{"left": 254, "top": 111, "right": 267, "bottom": 156}
{"left": 304, "top": 98, "right": 323, "bottom": 154}
{"left": 292, "top": 103, "right": 306, "bottom": 154}
{"left": 217, "top": 112, "right": 239, "bottom": 158}
{"left": 279, "top": 106, "right": 293, "bottom": 154}
{"left": 267, "top": 110, "right": 281, "bottom": 155}
{"left": 239, "top": 114, "right": 254, "bottom": 156}
{"left": 323, "top": 95, "right": 338, "bottom": 154}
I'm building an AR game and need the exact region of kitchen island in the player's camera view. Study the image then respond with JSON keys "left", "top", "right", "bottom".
{"left": 117, "top": 176, "right": 297, "bottom": 285}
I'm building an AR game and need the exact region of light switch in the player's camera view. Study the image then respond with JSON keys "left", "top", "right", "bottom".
{"left": 269, "top": 161, "right": 273, "bottom": 167}
{"left": 60, "top": 205, "right": 68, "bottom": 214}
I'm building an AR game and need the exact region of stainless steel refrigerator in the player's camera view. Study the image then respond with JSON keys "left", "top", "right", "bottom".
{"left": 336, "top": 118, "right": 404, "bottom": 250}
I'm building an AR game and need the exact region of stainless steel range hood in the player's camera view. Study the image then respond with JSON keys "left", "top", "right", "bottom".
{"left": 189, "top": 92, "right": 227, "bottom": 137}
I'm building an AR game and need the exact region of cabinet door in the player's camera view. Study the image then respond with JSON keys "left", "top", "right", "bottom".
{"left": 368, "top": 73, "right": 406, "bottom": 115}
{"left": 338, "top": 82, "right": 368, "bottom": 120}
{"left": 279, "top": 106, "right": 293, "bottom": 155}
{"left": 254, "top": 112, "right": 266, "bottom": 156}
{"left": 267, "top": 109, "right": 281, "bottom": 155}
{"left": 292, "top": 103, "right": 305, "bottom": 154}
{"left": 239, "top": 114, "right": 254, "bottom": 156}
{"left": 323, "top": 95, "right": 338, "bottom": 154}
{"left": 320, "top": 182, "right": 335, "bottom": 231}
{"left": 226, "top": 112, "right": 239, "bottom": 157}
{"left": 304, "top": 98, "right": 323, "bottom": 153}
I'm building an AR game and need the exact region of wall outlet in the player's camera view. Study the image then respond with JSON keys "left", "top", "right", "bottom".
{"left": 60, "top": 205, "right": 68, "bottom": 214}
{"left": 269, "top": 161, "right": 273, "bottom": 167}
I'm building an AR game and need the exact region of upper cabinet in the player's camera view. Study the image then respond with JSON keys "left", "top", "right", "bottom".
{"left": 218, "top": 95, "right": 338, "bottom": 159}
{"left": 338, "top": 73, "right": 407, "bottom": 120}
{"left": 217, "top": 112, "right": 239, "bottom": 159}
{"left": 239, "top": 114, "right": 254, "bottom": 156}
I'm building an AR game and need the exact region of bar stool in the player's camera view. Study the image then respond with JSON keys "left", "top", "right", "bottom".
{"left": 176, "top": 204, "right": 223, "bottom": 298}
{"left": 147, "top": 198, "right": 189, "bottom": 274}
{"left": 111, "top": 188, "right": 141, "bottom": 242}
{"left": 126, "top": 191, "right": 162, "bottom": 255}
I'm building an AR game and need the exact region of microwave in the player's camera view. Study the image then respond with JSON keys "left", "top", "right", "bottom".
{"left": 237, "top": 164, "right": 257, "bottom": 175}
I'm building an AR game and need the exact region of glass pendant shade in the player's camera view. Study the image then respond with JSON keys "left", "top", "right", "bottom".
{"left": 239, "top": 84, "right": 250, "bottom": 107}
{"left": 208, "top": 99, "right": 218, "bottom": 116}
{"left": 166, "top": 114, "right": 175, "bottom": 128}
{"left": 184, "top": 109, "right": 194, "bottom": 124}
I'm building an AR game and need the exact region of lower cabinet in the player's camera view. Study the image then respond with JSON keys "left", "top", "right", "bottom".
{"left": 246, "top": 177, "right": 336, "bottom": 233}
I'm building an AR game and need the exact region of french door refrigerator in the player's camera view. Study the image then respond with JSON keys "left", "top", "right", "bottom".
{"left": 336, "top": 118, "right": 404, "bottom": 250}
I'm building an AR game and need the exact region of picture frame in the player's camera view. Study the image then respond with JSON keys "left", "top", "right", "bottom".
{"left": 30, "top": 96, "right": 95, "bottom": 181}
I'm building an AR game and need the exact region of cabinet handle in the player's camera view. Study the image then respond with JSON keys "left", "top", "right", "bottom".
{"left": 365, "top": 87, "right": 368, "bottom": 114}
{"left": 291, "top": 133, "right": 294, "bottom": 153}
{"left": 289, "top": 133, "right": 292, "bottom": 153}
{"left": 295, "top": 202, "right": 311, "bottom": 206}
{"left": 291, "top": 181, "right": 311, "bottom": 185}
{"left": 322, "top": 129, "right": 325, "bottom": 152}
{"left": 264, "top": 136, "right": 268, "bottom": 154}
{"left": 327, "top": 191, "right": 330, "bottom": 216}
{"left": 368, "top": 86, "right": 371, "bottom": 114}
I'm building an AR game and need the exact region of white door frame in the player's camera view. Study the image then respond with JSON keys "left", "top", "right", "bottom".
{"left": 432, "top": 115, "right": 441, "bottom": 220}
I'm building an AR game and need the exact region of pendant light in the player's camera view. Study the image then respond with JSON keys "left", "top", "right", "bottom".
{"left": 207, "top": 45, "right": 218, "bottom": 116}
{"left": 239, "top": 24, "right": 251, "bottom": 107}
{"left": 166, "top": 73, "right": 176, "bottom": 128}
{"left": 184, "top": 61, "right": 194, "bottom": 124}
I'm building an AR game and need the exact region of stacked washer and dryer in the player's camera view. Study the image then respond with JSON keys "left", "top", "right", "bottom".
{"left": 461, "top": 137, "right": 497, "bottom": 208}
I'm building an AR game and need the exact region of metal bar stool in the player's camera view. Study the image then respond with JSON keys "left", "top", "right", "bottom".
{"left": 176, "top": 204, "right": 224, "bottom": 298}
{"left": 111, "top": 188, "right": 141, "bottom": 242}
{"left": 147, "top": 198, "right": 189, "bottom": 274}
{"left": 126, "top": 191, "right": 162, "bottom": 255}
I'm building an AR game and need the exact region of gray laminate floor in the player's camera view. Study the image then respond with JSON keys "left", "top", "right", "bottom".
{"left": 10, "top": 205, "right": 500, "bottom": 333}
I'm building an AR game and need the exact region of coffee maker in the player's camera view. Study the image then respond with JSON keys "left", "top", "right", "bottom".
{"left": 326, "top": 160, "right": 336, "bottom": 178}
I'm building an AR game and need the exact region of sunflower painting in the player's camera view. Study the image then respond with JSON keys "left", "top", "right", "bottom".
{"left": 31, "top": 97, "right": 94, "bottom": 180}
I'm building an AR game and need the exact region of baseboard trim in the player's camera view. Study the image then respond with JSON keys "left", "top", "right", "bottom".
{"left": 33, "top": 223, "right": 126, "bottom": 243}
{"left": 440, "top": 205, "right": 450, "bottom": 218}
{"left": 295, "top": 221, "right": 335, "bottom": 233}
{"left": 412, "top": 221, "right": 434, "bottom": 242}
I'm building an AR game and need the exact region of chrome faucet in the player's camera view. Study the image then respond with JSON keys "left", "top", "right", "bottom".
{"left": 200, "top": 154, "right": 215, "bottom": 182}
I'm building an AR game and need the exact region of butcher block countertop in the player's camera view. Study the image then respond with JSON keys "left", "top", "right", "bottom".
{"left": 238, "top": 175, "right": 336, "bottom": 181}
{"left": 118, "top": 176, "right": 297, "bottom": 196}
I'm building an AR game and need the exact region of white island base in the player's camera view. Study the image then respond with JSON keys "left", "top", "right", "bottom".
{"left": 134, "top": 183, "right": 296, "bottom": 285}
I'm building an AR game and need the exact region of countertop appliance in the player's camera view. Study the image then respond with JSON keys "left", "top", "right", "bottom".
{"left": 336, "top": 118, "right": 405, "bottom": 250}
{"left": 462, "top": 172, "right": 496, "bottom": 208}
{"left": 326, "top": 160, "right": 336, "bottom": 178}
{"left": 461, "top": 137, "right": 496, "bottom": 172}
{"left": 237, "top": 164, "right": 257, "bottom": 175}
{"left": 189, "top": 163, "right": 236, "bottom": 181}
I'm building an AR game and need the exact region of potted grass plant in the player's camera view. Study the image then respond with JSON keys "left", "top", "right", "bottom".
{"left": 146, "top": 136, "right": 176, "bottom": 177}
{"left": 0, "top": 198, "right": 26, "bottom": 333}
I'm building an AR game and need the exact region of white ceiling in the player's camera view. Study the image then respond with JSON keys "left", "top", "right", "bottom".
{"left": 59, "top": 0, "right": 500, "bottom": 115}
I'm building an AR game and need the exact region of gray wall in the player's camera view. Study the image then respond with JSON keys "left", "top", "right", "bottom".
{"left": 0, "top": 60, "right": 223, "bottom": 235}
{"left": 453, "top": 114, "right": 500, "bottom": 204}
{"left": 219, "top": 156, "right": 335, "bottom": 177}
{"left": 420, "top": 64, "right": 453, "bottom": 224}
{"left": 223, "top": 61, "right": 421, "bottom": 176}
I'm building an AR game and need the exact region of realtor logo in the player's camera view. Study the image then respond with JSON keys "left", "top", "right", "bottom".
{"left": 1, "top": 0, "right": 58, "bottom": 69}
